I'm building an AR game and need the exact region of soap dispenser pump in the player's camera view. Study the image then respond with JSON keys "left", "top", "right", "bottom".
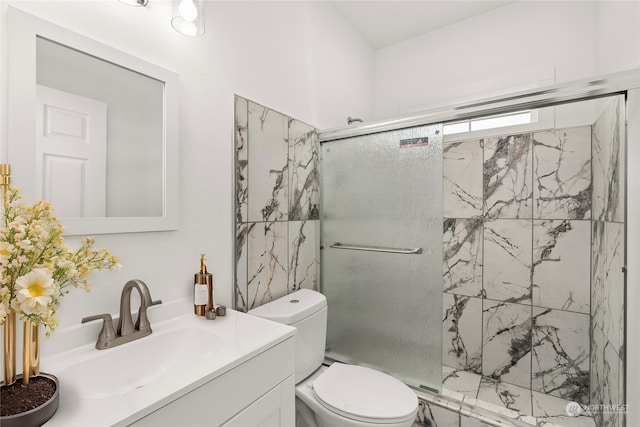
{"left": 194, "top": 254, "right": 214, "bottom": 316}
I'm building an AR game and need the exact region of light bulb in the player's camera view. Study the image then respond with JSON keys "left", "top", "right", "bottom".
{"left": 178, "top": 0, "right": 198, "bottom": 22}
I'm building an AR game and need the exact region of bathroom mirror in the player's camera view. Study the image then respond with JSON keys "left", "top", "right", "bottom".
{"left": 7, "top": 7, "right": 179, "bottom": 235}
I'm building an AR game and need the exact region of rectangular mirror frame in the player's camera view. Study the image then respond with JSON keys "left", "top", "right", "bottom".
{"left": 7, "top": 6, "right": 179, "bottom": 235}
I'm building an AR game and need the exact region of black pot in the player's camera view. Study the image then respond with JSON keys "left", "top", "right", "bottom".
{"left": 0, "top": 373, "right": 59, "bottom": 427}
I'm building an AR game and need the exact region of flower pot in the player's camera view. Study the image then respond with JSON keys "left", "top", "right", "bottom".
{"left": 0, "top": 373, "right": 59, "bottom": 427}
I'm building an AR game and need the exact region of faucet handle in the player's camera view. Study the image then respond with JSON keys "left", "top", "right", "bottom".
{"left": 135, "top": 299, "right": 163, "bottom": 332}
{"left": 82, "top": 314, "right": 116, "bottom": 350}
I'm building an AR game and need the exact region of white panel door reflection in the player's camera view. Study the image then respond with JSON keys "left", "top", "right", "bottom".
{"left": 36, "top": 85, "right": 107, "bottom": 217}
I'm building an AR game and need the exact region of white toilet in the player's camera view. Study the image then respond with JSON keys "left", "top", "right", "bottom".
{"left": 249, "top": 289, "right": 418, "bottom": 427}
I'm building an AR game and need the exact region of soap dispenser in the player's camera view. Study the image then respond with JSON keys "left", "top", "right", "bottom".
{"left": 194, "top": 254, "right": 214, "bottom": 316}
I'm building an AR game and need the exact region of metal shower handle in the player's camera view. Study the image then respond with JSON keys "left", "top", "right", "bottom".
{"left": 329, "top": 242, "right": 422, "bottom": 255}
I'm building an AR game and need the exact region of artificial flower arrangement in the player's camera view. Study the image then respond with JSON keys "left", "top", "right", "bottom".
{"left": 0, "top": 184, "right": 120, "bottom": 395}
{"left": 0, "top": 185, "right": 120, "bottom": 334}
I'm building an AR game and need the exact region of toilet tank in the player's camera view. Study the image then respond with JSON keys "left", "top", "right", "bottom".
{"left": 248, "top": 289, "right": 327, "bottom": 383}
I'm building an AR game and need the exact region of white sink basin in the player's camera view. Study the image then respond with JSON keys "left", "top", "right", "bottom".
{"left": 57, "top": 326, "right": 222, "bottom": 399}
{"left": 41, "top": 304, "right": 296, "bottom": 427}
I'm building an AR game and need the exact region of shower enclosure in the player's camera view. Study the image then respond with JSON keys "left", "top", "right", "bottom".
{"left": 234, "top": 70, "right": 639, "bottom": 426}
{"left": 318, "top": 76, "right": 634, "bottom": 426}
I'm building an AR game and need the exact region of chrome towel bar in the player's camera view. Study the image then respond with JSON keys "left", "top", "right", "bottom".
{"left": 329, "top": 242, "right": 422, "bottom": 255}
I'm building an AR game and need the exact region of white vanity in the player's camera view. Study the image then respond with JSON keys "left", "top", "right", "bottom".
{"left": 42, "top": 301, "right": 296, "bottom": 426}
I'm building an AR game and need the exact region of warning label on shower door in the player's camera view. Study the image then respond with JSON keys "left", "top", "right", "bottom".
{"left": 399, "top": 137, "right": 429, "bottom": 148}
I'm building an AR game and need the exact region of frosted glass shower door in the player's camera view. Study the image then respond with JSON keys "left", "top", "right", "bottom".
{"left": 321, "top": 124, "right": 443, "bottom": 391}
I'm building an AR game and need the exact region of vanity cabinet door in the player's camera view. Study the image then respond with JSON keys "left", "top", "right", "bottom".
{"left": 222, "top": 376, "right": 295, "bottom": 427}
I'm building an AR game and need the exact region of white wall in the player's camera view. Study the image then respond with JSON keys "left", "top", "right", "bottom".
{"left": 595, "top": 0, "right": 640, "bottom": 76}
{"left": 0, "top": 1, "right": 373, "bottom": 337}
{"left": 374, "top": 1, "right": 640, "bottom": 120}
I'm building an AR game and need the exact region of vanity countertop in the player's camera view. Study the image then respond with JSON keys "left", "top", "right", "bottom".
{"left": 42, "top": 304, "right": 295, "bottom": 426}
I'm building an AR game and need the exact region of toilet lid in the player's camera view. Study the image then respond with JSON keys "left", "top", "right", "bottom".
{"left": 312, "top": 363, "right": 418, "bottom": 423}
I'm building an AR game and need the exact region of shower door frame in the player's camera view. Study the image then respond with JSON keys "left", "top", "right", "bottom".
{"left": 318, "top": 68, "right": 640, "bottom": 426}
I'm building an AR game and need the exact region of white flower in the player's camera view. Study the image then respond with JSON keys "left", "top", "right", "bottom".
{"left": 0, "top": 304, "right": 7, "bottom": 323}
{"left": 0, "top": 287, "right": 9, "bottom": 323}
{"left": 17, "top": 238, "right": 33, "bottom": 251}
{"left": 12, "top": 268, "right": 55, "bottom": 316}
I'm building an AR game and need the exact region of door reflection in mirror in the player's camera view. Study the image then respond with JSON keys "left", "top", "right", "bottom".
{"left": 36, "top": 36, "right": 163, "bottom": 218}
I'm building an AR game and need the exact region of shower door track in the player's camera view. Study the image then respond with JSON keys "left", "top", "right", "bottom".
{"left": 318, "top": 69, "right": 640, "bottom": 142}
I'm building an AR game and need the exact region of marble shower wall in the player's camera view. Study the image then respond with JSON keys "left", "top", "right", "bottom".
{"left": 590, "top": 97, "right": 626, "bottom": 427}
{"left": 232, "top": 95, "right": 625, "bottom": 424}
{"left": 443, "top": 96, "right": 625, "bottom": 417}
{"left": 234, "top": 96, "right": 320, "bottom": 312}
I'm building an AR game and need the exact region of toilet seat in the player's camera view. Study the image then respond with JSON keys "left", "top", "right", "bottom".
{"left": 311, "top": 363, "right": 418, "bottom": 424}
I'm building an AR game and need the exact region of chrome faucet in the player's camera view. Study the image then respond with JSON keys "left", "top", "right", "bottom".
{"left": 82, "top": 279, "right": 162, "bottom": 350}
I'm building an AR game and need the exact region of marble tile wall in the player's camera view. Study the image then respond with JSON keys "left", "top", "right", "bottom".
{"left": 442, "top": 126, "right": 593, "bottom": 405}
{"left": 233, "top": 95, "right": 625, "bottom": 426}
{"left": 234, "top": 96, "right": 320, "bottom": 312}
{"left": 442, "top": 96, "right": 625, "bottom": 424}
{"left": 590, "top": 97, "right": 626, "bottom": 427}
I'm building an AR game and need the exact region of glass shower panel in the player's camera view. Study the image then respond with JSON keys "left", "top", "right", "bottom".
{"left": 321, "top": 124, "right": 442, "bottom": 391}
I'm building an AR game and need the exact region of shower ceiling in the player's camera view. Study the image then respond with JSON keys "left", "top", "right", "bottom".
{"left": 331, "top": 1, "right": 515, "bottom": 49}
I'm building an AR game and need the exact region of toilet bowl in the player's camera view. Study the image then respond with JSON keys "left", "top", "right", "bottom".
{"left": 249, "top": 289, "right": 418, "bottom": 427}
{"left": 295, "top": 364, "right": 418, "bottom": 427}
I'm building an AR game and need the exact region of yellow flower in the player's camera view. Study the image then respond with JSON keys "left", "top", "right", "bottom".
{"left": 13, "top": 268, "right": 55, "bottom": 316}
{"left": 0, "top": 242, "right": 10, "bottom": 258}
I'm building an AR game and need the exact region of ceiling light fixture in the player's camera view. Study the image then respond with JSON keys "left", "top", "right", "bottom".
{"left": 119, "top": 0, "right": 148, "bottom": 6}
{"left": 172, "top": 0, "right": 205, "bottom": 37}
